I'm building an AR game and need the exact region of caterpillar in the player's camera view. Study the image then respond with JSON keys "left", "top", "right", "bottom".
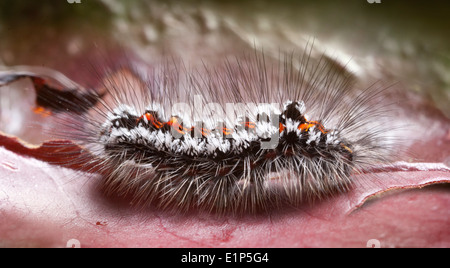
{"left": 0, "top": 45, "right": 396, "bottom": 215}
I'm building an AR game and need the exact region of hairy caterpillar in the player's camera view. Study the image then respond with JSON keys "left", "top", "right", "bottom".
{"left": 0, "top": 46, "right": 396, "bottom": 215}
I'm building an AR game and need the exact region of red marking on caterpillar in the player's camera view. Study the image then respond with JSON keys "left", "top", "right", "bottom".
{"left": 0, "top": 45, "right": 399, "bottom": 215}
{"left": 135, "top": 109, "right": 327, "bottom": 138}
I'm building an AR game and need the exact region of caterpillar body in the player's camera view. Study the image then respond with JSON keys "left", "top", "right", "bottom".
{"left": 0, "top": 47, "right": 395, "bottom": 215}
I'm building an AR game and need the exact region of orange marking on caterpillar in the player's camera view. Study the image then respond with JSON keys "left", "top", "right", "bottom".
{"left": 298, "top": 120, "right": 328, "bottom": 134}
{"left": 139, "top": 113, "right": 164, "bottom": 129}
{"left": 279, "top": 122, "right": 285, "bottom": 133}
{"left": 167, "top": 116, "right": 187, "bottom": 135}
{"left": 222, "top": 127, "right": 233, "bottom": 136}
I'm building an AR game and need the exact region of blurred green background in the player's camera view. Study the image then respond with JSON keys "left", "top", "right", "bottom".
{"left": 0, "top": 0, "right": 449, "bottom": 116}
